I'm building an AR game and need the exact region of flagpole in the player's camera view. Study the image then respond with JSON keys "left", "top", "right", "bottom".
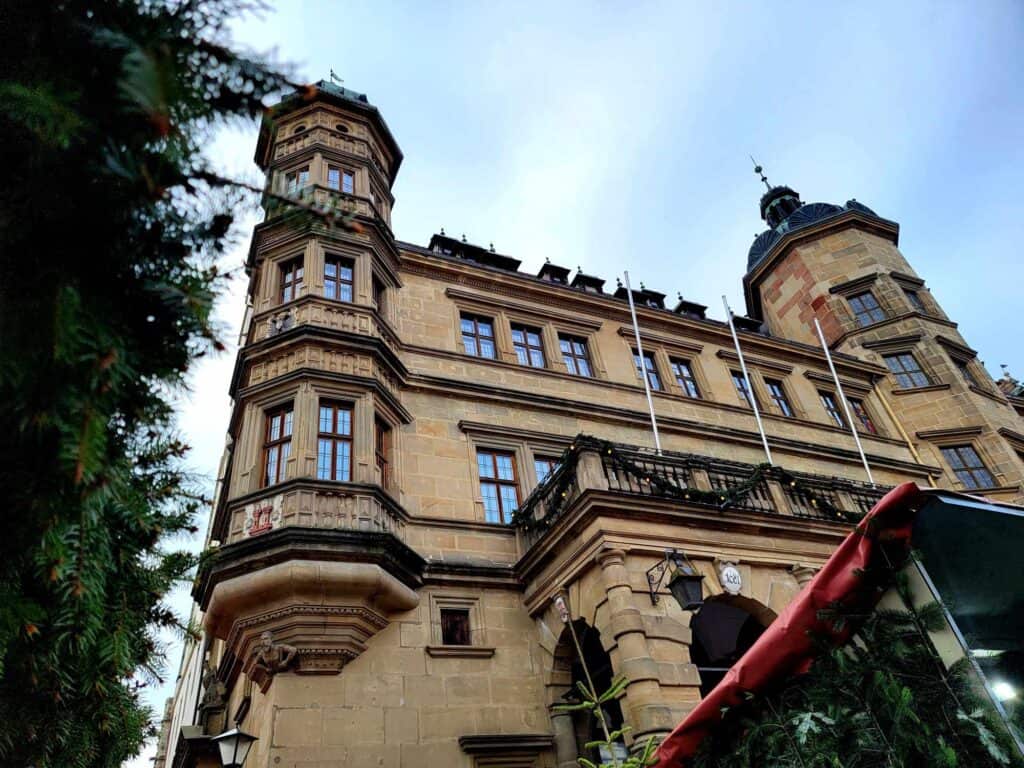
{"left": 814, "top": 318, "right": 875, "bottom": 486}
{"left": 624, "top": 272, "right": 662, "bottom": 455}
{"left": 722, "top": 296, "right": 772, "bottom": 465}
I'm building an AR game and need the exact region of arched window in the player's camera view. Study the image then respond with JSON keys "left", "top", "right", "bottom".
{"left": 292, "top": 124, "right": 307, "bottom": 135}
{"left": 689, "top": 598, "right": 770, "bottom": 696}
{"left": 335, "top": 123, "right": 349, "bottom": 134}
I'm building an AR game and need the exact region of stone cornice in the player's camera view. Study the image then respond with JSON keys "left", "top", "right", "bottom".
{"left": 915, "top": 425, "right": 984, "bottom": 442}
{"left": 716, "top": 348, "right": 794, "bottom": 375}
{"left": 446, "top": 286, "right": 602, "bottom": 332}
{"left": 616, "top": 326, "right": 703, "bottom": 355}
{"left": 194, "top": 526, "right": 426, "bottom": 610}
{"left": 828, "top": 271, "right": 882, "bottom": 296}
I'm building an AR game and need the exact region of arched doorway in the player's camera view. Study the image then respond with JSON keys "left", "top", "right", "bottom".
{"left": 689, "top": 597, "right": 775, "bottom": 696}
{"left": 555, "top": 619, "right": 625, "bottom": 763}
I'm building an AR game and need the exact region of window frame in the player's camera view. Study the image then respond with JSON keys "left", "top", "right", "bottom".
{"left": 534, "top": 456, "right": 560, "bottom": 486}
{"left": 559, "top": 334, "right": 593, "bottom": 377}
{"left": 819, "top": 390, "right": 845, "bottom": 428}
{"left": 460, "top": 313, "right": 497, "bottom": 359}
{"left": 323, "top": 254, "right": 354, "bottom": 303}
{"left": 262, "top": 404, "right": 294, "bottom": 487}
{"left": 904, "top": 288, "right": 926, "bottom": 313}
{"left": 316, "top": 400, "right": 353, "bottom": 483}
{"left": 731, "top": 369, "right": 756, "bottom": 408}
{"left": 953, "top": 356, "right": 980, "bottom": 388}
{"left": 327, "top": 165, "right": 355, "bottom": 194}
{"left": 670, "top": 358, "right": 701, "bottom": 399}
{"left": 284, "top": 165, "right": 310, "bottom": 196}
{"left": 633, "top": 349, "right": 662, "bottom": 391}
{"left": 847, "top": 397, "right": 879, "bottom": 435}
{"left": 440, "top": 608, "right": 472, "bottom": 646}
{"left": 848, "top": 290, "right": 887, "bottom": 327}
{"left": 375, "top": 417, "right": 392, "bottom": 489}
{"left": 940, "top": 444, "right": 996, "bottom": 490}
{"left": 279, "top": 256, "right": 305, "bottom": 304}
{"left": 427, "top": 594, "right": 491, "bottom": 655}
{"left": 883, "top": 352, "right": 932, "bottom": 389}
{"left": 764, "top": 377, "right": 795, "bottom": 417}
{"left": 511, "top": 323, "right": 546, "bottom": 368}
{"left": 476, "top": 448, "right": 520, "bottom": 524}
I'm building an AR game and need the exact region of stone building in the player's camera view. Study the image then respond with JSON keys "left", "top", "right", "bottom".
{"left": 156, "top": 81, "right": 1024, "bottom": 768}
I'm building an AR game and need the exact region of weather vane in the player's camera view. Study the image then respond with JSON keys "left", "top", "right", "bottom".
{"left": 329, "top": 69, "right": 344, "bottom": 87}
{"left": 750, "top": 156, "right": 771, "bottom": 190}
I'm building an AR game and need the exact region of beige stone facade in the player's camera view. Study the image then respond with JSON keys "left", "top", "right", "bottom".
{"left": 157, "top": 82, "right": 1024, "bottom": 768}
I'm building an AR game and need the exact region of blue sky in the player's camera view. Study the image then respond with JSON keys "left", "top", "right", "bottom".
{"left": 128, "top": 2, "right": 1024, "bottom": 764}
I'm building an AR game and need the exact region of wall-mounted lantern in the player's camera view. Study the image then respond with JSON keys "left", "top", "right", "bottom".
{"left": 647, "top": 549, "right": 704, "bottom": 611}
{"left": 212, "top": 727, "right": 258, "bottom": 768}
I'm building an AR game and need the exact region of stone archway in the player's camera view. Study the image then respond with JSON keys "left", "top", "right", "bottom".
{"left": 688, "top": 594, "right": 777, "bottom": 697}
{"left": 546, "top": 619, "right": 623, "bottom": 768}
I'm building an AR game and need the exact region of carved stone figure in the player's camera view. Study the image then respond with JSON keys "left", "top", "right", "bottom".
{"left": 250, "top": 630, "right": 298, "bottom": 677}
{"left": 199, "top": 662, "right": 228, "bottom": 713}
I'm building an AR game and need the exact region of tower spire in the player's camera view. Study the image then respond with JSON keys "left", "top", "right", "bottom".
{"left": 750, "top": 156, "right": 771, "bottom": 190}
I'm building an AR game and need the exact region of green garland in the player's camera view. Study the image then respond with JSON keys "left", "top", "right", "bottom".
{"left": 512, "top": 435, "right": 863, "bottom": 534}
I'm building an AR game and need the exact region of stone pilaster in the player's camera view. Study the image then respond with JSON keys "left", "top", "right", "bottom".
{"left": 595, "top": 548, "right": 670, "bottom": 743}
{"left": 550, "top": 709, "right": 578, "bottom": 768}
{"left": 790, "top": 564, "right": 818, "bottom": 588}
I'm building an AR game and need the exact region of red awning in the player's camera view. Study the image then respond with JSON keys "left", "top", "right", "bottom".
{"left": 654, "top": 481, "right": 925, "bottom": 767}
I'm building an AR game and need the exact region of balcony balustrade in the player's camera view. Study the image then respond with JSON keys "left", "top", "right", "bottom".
{"left": 516, "top": 436, "right": 887, "bottom": 549}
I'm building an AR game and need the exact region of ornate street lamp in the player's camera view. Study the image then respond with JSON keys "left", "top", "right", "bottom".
{"left": 211, "top": 727, "right": 258, "bottom": 768}
{"left": 647, "top": 549, "right": 704, "bottom": 611}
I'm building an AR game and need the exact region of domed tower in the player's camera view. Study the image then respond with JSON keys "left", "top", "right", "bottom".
{"left": 743, "top": 164, "right": 1024, "bottom": 504}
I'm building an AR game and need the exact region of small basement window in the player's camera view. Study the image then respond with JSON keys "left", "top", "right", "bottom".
{"left": 440, "top": 609, "right": 471, "bottom": 646}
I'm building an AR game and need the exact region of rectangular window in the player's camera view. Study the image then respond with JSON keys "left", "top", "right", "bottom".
{"left": 317, "top": 402, "right": 352, "bottom": 482}
{"left": 884, "top": 353, "right": 931, "bottom": 388}
{"left": 559, "top": 335, "right": 592, "bottom": 377}
{"left": 534, "top": 456, "right": 559, "bottom": 485}
{"left": 375, "top": 418, "right": 391, "bottom": 489}
{"left": 731, "top": 370, "right": 755, "bottom": 408}
{"left": 324, "top": 256, "right": 354, "bottom": 302}
{"left": 847, "top": 397, "right": 878, "bottom": 435}
{"left": 372, "top": 275, "right": 385, "bottom": 313}
{"left": 511, "top": 324, "right": 545, "bottom": 368}
{"left": 670, "top": 359, "right": 701, "bottom": 398}
{"left": 764, "top": 378, "right": 794, "bottom": 417}
{"left": 904, "top": 289, "right": 926, "bottom": 313}
{"left": 940, "top": 445, "right": 995, "bottom": 490}
{"left": 477, "top": 449, "right": 519, "bottom": 524}
{"left": 460, "top": 314, "right": 496, "bottom": 359}
{"left": 633, "top": 350, "right": 662, "bottom": 391}
{"left": 262, "top": 405, "right": 293, "bottom": 487}
{"left": 327, "top": 165, "right": 355, "bottom": 194}
{"left": 819, "top": 391, "right": 845, "bottom": 428}
{"left": 440, "top": 608, "right": 472, "bottom": 646}
{"left": 848, "top": 291, "right": 886, "bottom": 327}
{"left": 284, "top": 166, "right": 309, "bottom": 195}
{"left": 280, "top": 257, "right": 304, "bottom": 303}
{"left": 954, "top": 358, "right": 980, "bottom": 388}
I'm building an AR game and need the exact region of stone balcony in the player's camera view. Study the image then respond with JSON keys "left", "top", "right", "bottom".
{"left": 515, "top": 435, "right": 888, "bottom": 552}
{"left": 248, "top": 294, "right": 401, "bottom": 355}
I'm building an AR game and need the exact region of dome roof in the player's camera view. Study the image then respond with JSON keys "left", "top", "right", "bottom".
{"left": 746, "top": 194, "right": 881, "bottom": 271}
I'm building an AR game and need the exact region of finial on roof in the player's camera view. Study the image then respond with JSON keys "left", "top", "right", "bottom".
{"left": 678, "top": 291, "right": 684, "bottom": 301}
{"left": 489, "top": 242, "right": 495, "bottom": 253}
{"left": 577, "top": 265, "right": 582, "bottom": 273}
{"left": 461, "top": 233, "right": 467, "bottom": 243}
{"left": 616, "top": 278, "right": 623, "bottom": 289}
{"left": 750, "top": 155, "right": 771, "bottom": 190}
{"left": 329, "top": 69, "right": 344, "bottom": 86}
{"left": 545, "top": 257, "right": 551, "bottom": 264}
{"left": 640, "top": 281, "right": 646, "bottom": 290}
{"left": 440, "top": 227, "right": 446, "bottom": 236}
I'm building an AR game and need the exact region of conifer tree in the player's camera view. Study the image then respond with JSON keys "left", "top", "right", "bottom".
{"left": 0, "top": 2, "right": 291, "bottom": 765}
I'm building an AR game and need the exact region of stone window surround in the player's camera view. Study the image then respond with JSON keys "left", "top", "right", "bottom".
{"left": 426, "top": 593, "right": 495, "bottom": 657}
{"left": 236, "top": 380, "right": 399, "bottom": 494}
{"left": 861, "top": 335, "right": 943, "bottom": 391}
{"left": 889, "top": 271, "right": 940, "bottom": 317}
{"left": 446, "top": 287, "right": 606, "bottom": 377}
{"left": 934, "top": 335, "right": 994, "bottom": 395}
{"left": 714, "top": 349, "right": 805, "bottom": 418}
{"left": 827, "top": 272, "right": 894, "bottom": 329}
{"left": 915, "top": 426, "right": 1005, "bottom": 491}
{"left": 275, "top": 152, "right": 364, "bottom": 198}
{"left": 617, "top": 328, "right": 712, "bottom": 401}
{"left": 258, "top": 241, "right": 391, "bottom": 322}
{"left": 800, "top": 370, "right": 888, "bottom": 438}
{"left": 459, "top": 422, "right": 570, "bottom": 501}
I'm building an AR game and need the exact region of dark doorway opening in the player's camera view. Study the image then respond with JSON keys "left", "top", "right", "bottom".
{"left": 689, "top": 599, "right": 768, "bottom": 697}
